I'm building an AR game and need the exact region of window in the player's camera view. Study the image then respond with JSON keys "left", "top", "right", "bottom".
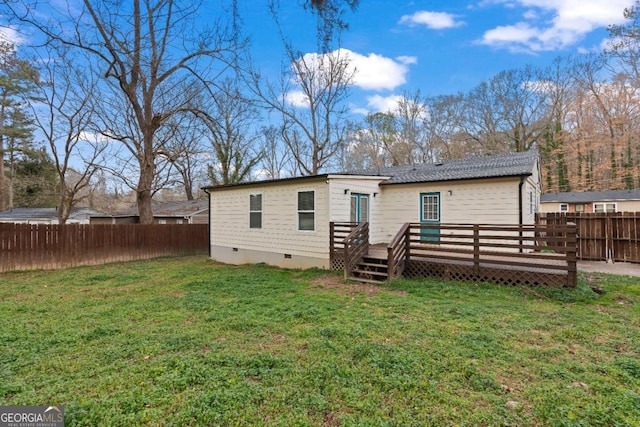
{"left": 249, "top": 194, "right": 262, "bottom": 229}
{"left": 593, "top": 202, "right": 616, "bottom": 213}
{"left": 559, "top": 203, "right": 568, "bottom": 212}
{"left": 298, "top": 190, "right": 315, "bottom": 231}
{"left": 421, "top": 193, "right": 440, "bottom": 222}
{"left": 575, "top": 204, "right": 584, "bottom": 213}
{"left": 529, "top": 192, "right": 534, "bottom": 215}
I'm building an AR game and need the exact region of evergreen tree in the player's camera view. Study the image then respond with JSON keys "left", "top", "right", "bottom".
{"left": 0, "top": 41, "right": 39, "bottom": 211}
{"left": 624, "top": 140, "right": 635, "bottom": 190}
{"left": 12, "top": 148, "right": 58, "bottom": 208}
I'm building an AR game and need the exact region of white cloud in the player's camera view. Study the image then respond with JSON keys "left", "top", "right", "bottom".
{"left": 479, "top": 0, "right": 634, "bottom": 52}
{"left": 78, "top": 131, "right": 115, "bottom": 144}
{"left": 366, "top": 94, "right": 405, "bottom": 113}
{"left": 344, "top": 50, "right": 416, "bottom": 91}
{"left": 284, "top": 90, "right": 310, "bottom": 108}
{"left": 0, "top": 25, "right": 24, "bottom": 45}
{"left": 522, "top": 79, "right": 557, "bottom": 94}
{"left": 399, "top": 11, "right": 465, "bottom": 30}
{"left": 289, "top": 48, "right": 415, "bottom": 93}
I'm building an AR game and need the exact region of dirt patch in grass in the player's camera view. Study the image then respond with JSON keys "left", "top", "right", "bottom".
{"left": 309, "top": 275, "right": 406, "bottom": 297}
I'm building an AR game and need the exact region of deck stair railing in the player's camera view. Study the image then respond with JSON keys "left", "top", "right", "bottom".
{"left": 387, "top": 222, "right": 411, "bottom": 280}
{"left": 343, "top": 222, "right": 369, "bottom": 280}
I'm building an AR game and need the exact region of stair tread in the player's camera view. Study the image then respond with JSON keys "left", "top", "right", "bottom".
{"left": 352, "top": 268, "right": 388, "bottom": 277}
{"left": 357, "top": 262, "right": 389, "bottom": 268}
{"left": 348, "top": 276, "right": 386, "bottom": 284}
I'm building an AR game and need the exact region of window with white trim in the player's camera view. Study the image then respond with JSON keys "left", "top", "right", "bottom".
{"left": 249, "top": 194, "right": 262, "bottom": 229}
{"left": 593, "top": 202, "right": 616, "bottom": 213}
{"left": 297, "top": 190, "right": 315, "bottom": 231}
{"left": 529, "top": 191, "right": 534, "bottom": 215}
{"left": 575, "top": 204, "right": 584, "bottom": 212}
{"left": 559, "top": 203, "right": 568, "bottom": 212}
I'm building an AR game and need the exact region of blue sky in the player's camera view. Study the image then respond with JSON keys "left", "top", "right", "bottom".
{"left": 236, "top": 0, "right": 635, "bottom": 115}
{"left": 1, "top": 0, "right": 635, "bottom": 117}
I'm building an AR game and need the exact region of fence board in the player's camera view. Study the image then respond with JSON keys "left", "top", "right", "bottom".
{"left": 0, "top": 223, "right": 209, "bottom": 273}
{"left": 537, "top": 212, "right": 640, "bottom": 263}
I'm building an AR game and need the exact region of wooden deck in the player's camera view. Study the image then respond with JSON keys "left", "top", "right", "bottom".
{"left": 331, "top": 222, "right": 577, "bottom": 287}
{"left": 368, "top": 243, "right": 567, "bottom": 275}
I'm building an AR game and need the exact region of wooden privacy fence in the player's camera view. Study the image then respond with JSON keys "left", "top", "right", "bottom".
{"left": 0, "top": 223, "right": 209, "bottom": 272}
{"left": 537, "top": 212, "right": 640, "bottom": 263}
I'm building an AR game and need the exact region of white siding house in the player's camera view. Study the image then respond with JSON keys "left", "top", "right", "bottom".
{"left": 205, "top": 147, "right": 541, "bottom": 268}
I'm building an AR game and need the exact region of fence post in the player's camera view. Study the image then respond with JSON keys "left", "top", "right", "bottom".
{"left": 606, "top": 215, "right": 614, "bottom": 262}
{"left": 473, "top": 224, "right": 480, "bottom": 277}
{"left": 566, "top": 223, "right": 577, "bottom": 288}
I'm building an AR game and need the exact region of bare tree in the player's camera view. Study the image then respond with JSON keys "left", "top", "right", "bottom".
{"left": 257, "top": 125, "right": 292, "bottom": 180}
{"left": 249, "top": 46, "right": 354, "bottom": 176}
{"left": 196, "top": 79, "right": 262, "bottom": 185}
{"left": 30, "top": 46, "right": 107, "bottom": 223}
{"left": 396, "top": 90, "right": 429, "bottom": 163}
{"left": 6, "top": 0, "right": 241, "bottom": 222}
{"left": 301, "top": 0, "right": 360, "bottom": 52}
{"left": 423, "top": 93, "right": 467, "bottom": 160}
{"left": 158, "top": 114, "right": 209, "bottom": 200}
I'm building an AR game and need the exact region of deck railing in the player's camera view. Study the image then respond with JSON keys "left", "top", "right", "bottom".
{"left": 329, "top": 222, "right": 358, "bottom": 270}
{"left": 387, "top": 222, "right": 410, "bottom": 280}
{"left": 343, "top": 222, "right": 369, "bottom": 280}
{"left": 406, "top": 223, "right": 577, "bottom": 287}
{"left": 329, "top": 221, "right": 577, "bottom": 287}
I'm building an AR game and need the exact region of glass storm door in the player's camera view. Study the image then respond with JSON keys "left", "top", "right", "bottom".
{"left": 420, "top": 192, "right": 440, "bottom": 242}
{"left": 350, "top": 193, "right": 370, "bottom": 224}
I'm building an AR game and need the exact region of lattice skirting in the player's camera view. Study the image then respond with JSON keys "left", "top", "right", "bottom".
{"left": 404, "top": 260, "right": 570, "bottom": 287}
{"left": 330, "top": 254, "right": 345, "bottom": 271}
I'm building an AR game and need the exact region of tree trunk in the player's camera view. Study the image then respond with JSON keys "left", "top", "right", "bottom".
{"left": 0, "top": 103, "right": 6, "bottom": 212}
{"left": 57, "top": 183, "right": 72, "bottom": 224}
{"left": 137, "top": 135, "right": 156, "bottom": 224}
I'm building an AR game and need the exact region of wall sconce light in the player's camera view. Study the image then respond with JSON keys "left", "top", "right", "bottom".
{"left": 448, "top": 190, "right": 453, "bottom": 196}
{"left": 344, "top": 189, "right": 349, "bottom": 194}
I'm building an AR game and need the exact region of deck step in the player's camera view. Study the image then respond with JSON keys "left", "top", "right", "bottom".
{"left": 352, "top": 268, "right": 388, "bottom": 277}
{"left": 347, "top": 276, "right": 386, "bottom": 284}
{"left": 361, "top": 257, "right": 387, "bottom": 264}
{"left": 357, "top": 261, "right": 389, "bottom": 268}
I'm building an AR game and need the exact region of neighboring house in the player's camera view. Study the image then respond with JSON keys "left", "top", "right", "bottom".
{"left": 204, "top": 147, "right": 541, "bottom": 269}
{"left": 0, "top": 207, "right": 104, "bottom": 224}
{"left": 89, "top": 200, "right": 209, "bottom": 224}
{"left": 540, "top": 189, "right": 640, "bottom": 214}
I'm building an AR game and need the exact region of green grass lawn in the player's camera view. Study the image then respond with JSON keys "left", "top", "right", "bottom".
{"left": 1, "top": 257, "right": 639, "bottom": 426}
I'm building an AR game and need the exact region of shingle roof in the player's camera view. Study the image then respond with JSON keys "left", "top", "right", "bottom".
{"left": 0, "top": 207, "right": 105, "bottom": 221}
{"left": 343, "top": 148, "right": 538, "bottom": 185}
{"left": 202, "top": 147, "right": 538, "bottom": 190}
{"left": 541, "top": 189, "right": 640, "bottom": 203}
{"left": 99, "top": 200, "right": 209, "bottom": 217}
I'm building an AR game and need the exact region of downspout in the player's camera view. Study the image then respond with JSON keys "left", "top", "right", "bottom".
{"left": 518, "top": 176, "right": 525, "bottom": 253}
{"left": 203, "top": 188, "right": 212, "bottom": 259}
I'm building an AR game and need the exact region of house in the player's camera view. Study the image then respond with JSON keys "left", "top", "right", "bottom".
{"left": 0, "top": 207, "right": 104, "bottom": 224}
{"left": 89, "top": 200, "right": 209, "bottom": 224}
{"left": 540, "top": 189, "right": 640, "bottom": 213}
{"left": 204, "top": 147, "right": 541, "bottom": 269}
